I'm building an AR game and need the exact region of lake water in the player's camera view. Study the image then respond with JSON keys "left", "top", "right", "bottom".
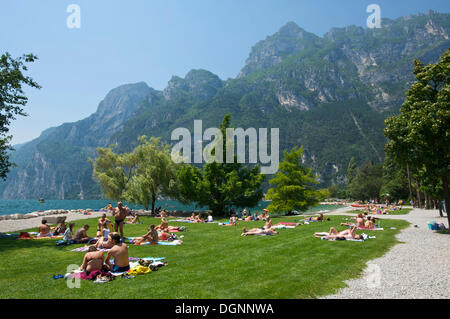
{"left": 0, "top": 199, "right": 343, "bottom": 216}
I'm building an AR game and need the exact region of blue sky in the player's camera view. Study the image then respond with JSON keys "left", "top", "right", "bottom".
{"left": 1, "top": 0, "right": 449, "bottom": 144}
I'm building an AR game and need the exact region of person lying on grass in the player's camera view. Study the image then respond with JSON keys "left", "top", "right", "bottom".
{"left": 80, "top": 246, "right": 105, "bottom": 275}
{"left": 132, "top": 224, "right": 159, "bottom": 245}
{"left": 241, "top": 227, "right": 278, "bottom": 236}
{"left": 96, "top": 213, "right": 112, "bottom": 237}
{"left": 314, "top": 226, "right": 363, "bottom": 240}
{"left": 303, "top": 213, "right": 329, "bottom": 222}
{"left": 38, "top": 219, "right": 51, "bottom": 237}
{"left": 104, "top": 232, "right": 130, "bottom": 272}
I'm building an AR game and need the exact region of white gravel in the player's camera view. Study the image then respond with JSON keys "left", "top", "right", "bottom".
{"left": 323, "top": 208, "right": 450, "bottom": 299}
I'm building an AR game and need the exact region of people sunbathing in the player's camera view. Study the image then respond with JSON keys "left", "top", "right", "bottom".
{"left": 241, "top": 227, "right": 278, "bottom": 236}
{"left": 132, "top": 224, "right": 159, "bottom": 245}
{"left": 75, "top": 224, "right": 93, "bottom": 244}
{"left": 224, "top": 215, "right": 238, "bottom": 226}
{"left": 104, "top": 232, "right": 130, "bottom": 273}
{"left": 97, "top": 213, "right": 112, "bottom": 237}
{"left": 194, "top": 213, "right": 204, "bottom": 223}
{"left": 52, "top": 221, "right": 67, "bottom": 236}
{"left": 314, "top": 226, "right": 363, "bottom": 240}
{"left": 95, "top": 231, "right": 115, "bottom": 249}
{"left": 126, "top": 214, "right": 141, "bottom": 224}
{"left": 38, "top": 219, "right": 51, "bottom": 237}
{"left": 79, "top": 246, "right": 105, "bottom": 275}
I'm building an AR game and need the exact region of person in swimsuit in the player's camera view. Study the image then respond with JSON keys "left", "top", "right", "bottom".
{"left": 104, "top": 232, "right": 130, "bottom": 272}
{"left": 241, "top": 227, "right": 278, "bottom": 236}
{"left": 133, "top": 224, "right": 159, "bottom": 245}
{"left": 38, "top": 219, "right": 51, "bottom": 237}
{"left": 314, "top": 226, "right": 363, "bottom": 240}
{"left": 97, "top": 213, "right": 111, "bottom": 237}
{"left": 114, "top": 202, "right": 127, "bottom": 238}
{"left": 95, "top": 232, "right": 114, "bottom": 249}
{"left": 75, "top": 224, "right": 92, "bottom": 243}
{"left": 80, "top": 246, "right": 105, "bottom": 275}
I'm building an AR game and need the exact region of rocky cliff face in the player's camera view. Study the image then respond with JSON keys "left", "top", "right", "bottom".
{"left": 1, "top": 11, "right": 449, "bottom": 199}
{"left": 0, "top": 82, "right": 155, "bottom": 199}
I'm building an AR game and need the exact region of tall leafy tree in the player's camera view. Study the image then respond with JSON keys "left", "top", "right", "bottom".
{"left": 0, "top": 52, "right": 40, "bottom": 179}
{"left": 266, "top": 146, "right": 319, "bottom": 214}
{"left": 124, "top": 136, "right": 178, "bottom": 212}
{"left": 384, "top": 48, "right": 450, "bottom": 223}
{"left": 348, "top": 162, "right": 383, "bottom": 201}
{"left": 178, "top": 114, "right": 265, "bottom": 215}
{"left": 90, "top": 147, "right": 138, "bottom": 200}
{"left": 91, "top": 136, "right": 178, "bottom": 213}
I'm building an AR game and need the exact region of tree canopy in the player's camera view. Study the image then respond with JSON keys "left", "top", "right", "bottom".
{"left": 0, "top": 52, "right": 40, "bottom": 179}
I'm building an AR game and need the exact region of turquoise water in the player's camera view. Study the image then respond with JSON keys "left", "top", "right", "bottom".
{"left": 0, "top": 199, "right": 342, "bottom": 216}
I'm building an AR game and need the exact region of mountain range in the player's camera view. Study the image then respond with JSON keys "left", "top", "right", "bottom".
{"left": 1, "top": 10, "right": 449, "bottom": 199}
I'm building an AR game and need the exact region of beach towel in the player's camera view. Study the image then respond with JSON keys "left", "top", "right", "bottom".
{"left": 127, "top": 237, "right": 183, "bottom": 246}
{"left": 18, "top": 234, "right": 64, "bottom": 240}
{"left": 171, "top": 219, "right": 194, "bottom": 223}
{"left": 320, "top": 234, "right": 375, "bottom": 242}
{"left": 71, "top": 246, "right": 111, "bottom": 252}
{"left": 128, "top": 257, "right": 165, "bottom": 262}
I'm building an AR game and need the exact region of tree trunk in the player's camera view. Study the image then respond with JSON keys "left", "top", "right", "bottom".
{"left": 406, "top": 164, "right": 413, "bottom": 202}
{"left": 438, "top": 200, "right": 443, "bottom": 217}
{"left": 416, "top": 181, "right": 422, "bottom": 208}
{"left": 442, "top": 175, "right": 450, "bottom": 227}
{"left": 151, "top": 194, "right": 156, "bottom": 217}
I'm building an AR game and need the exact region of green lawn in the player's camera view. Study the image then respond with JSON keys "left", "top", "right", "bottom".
{"left": 0, "top": 215, "right": 409, "bottom": 299}
{"left": 348, "top": 208, "right": 412, "bottom": 215}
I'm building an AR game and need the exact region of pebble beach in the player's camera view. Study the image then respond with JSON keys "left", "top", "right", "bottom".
{"left": 324, "top": 207, "right": 450, "bottom": 299}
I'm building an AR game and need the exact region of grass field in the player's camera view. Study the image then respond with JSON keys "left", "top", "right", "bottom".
{"left": 348, "top": 208, "right": 412, "bottom": 215}
{"left": 0, "top": 215, "right": 409, "bottom": 299}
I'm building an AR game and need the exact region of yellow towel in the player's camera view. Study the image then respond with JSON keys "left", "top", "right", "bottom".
{"left": 129, "top": 266, "right": 151, "bottom": 275}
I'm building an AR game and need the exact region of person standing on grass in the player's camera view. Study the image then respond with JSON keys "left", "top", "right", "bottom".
{"left": 114, "top": 202, "right": 127, "bottom": 239}
{"left": 105, "top": 232, "right": 130, "bottom": 272}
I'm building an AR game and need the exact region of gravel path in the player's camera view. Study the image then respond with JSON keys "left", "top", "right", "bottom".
{"left": 324, "top": 208, "right": 450, "bottom": 299}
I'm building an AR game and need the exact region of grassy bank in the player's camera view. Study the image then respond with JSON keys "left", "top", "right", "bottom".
{"left": 0, "top": 215, "right": 409, "bottom": 299}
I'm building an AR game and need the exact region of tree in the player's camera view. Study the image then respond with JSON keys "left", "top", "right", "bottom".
{"left": 380, "top": 155, "right": 410, "bottom": 201}
{"left": 347, "top": 157, "right": 357, "bottom": 185}
{"left": 0, "top": 52, "right": 40, "bottom": 179}
{"left": 124, "top": 136, "right": 178, "bottom": 212}
{"left": 384, "top": 48, "right": 450, "bottom": 224}
{"left": 348, "top": 162, "right": 383, "bottom": 201}
{"left": 177, "top": 114, "right": 265, "bottom": 215}
{"left": 91, "top": 147, "right": 138, "bottom": 201}
{"left": 266, "top": 146, "right": 319, "bottom": 214}
{"left": 91, "top": 136, "right": 178, "bottom": 213}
